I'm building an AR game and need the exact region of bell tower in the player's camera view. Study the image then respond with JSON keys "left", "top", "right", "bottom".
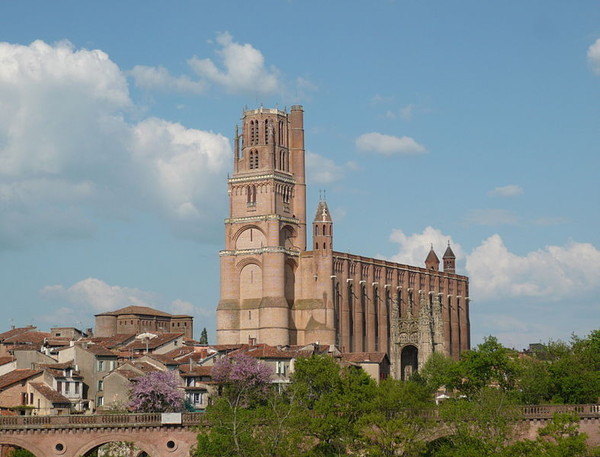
{"left": 217, "top": 106, "right": 306, "bottom": 346}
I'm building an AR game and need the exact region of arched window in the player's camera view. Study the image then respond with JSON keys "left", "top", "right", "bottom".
{"left": 249, "top": 150, "right": 259, "bottom": 169}
{"left": 265, "top": 120, "right": 272, "bottom": 145}
{"left": 315, "top": 225, "right": 320, "bottom": 236}
{"left": 250, "top": 121, "right": 256, "bottom": 145}
{"left": 247, "top": 185, "right": 256, "bottom": 206}
{"left": 279, "top": 121, "right": 284, "bottom": 144}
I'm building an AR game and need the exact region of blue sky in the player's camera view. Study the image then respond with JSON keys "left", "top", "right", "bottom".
{"left": 1, "top": 1, "right": 599, "bottom": 350}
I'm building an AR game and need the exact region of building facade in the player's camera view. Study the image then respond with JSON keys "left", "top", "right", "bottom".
{"left": 94, "top": 305, "right": 193, "bottom": 339}
{"left": 216, "top": 106, "right": 470, "bottom": 378}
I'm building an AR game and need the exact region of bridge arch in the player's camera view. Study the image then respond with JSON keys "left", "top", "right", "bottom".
{"left": 0, "top": 436, "right": 45, "bottom": 457}
{"left": 75, "top": 433, "right": 157, "bottom": 457}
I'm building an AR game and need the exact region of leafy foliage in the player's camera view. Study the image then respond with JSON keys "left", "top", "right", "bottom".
{"left": 128, "top": 370, "right": 185, "bottom": 412}
{"left": 193, "top": 330, "right": 600, "bottom": 457}
{"left": 8, "top": 449, "right": 35, "bottom": 457}
{"left": 194, "top": 353, "right": 292, "bottom": 457}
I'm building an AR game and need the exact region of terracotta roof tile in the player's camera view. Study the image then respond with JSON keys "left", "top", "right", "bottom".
{"left": 83, "top": 345, "right": 118, "bottom": 357}
{"left": 29, "top": 382, "right": 70, "bottom": 404}
{"left": 0, "top": 326, "right": 37, "bottom": 342}
{"left": 5, "top": 331, "right": 51, "bottom": 345}
{"left": 96, "top": 306, "right": 183, "bottom": 317}
{"left": 0, "top": 369, "right": 42, "bottom": 389}
{"left": 341, "top": 352, "right": 387, "bottom": 364}
{"left": 124, "top": 333, "right": 184, "bottom": 351}
{"left": 180, "top": 366, "right": 213, "bottom": 377}
{"left": 163, "top": 347, "right": 195, "bottom": 359}
{"left": 0, "top": 357, "right": 15, "bottom": 366}
{"left": 88, "top": 334, "right": 136, "bottom": 349}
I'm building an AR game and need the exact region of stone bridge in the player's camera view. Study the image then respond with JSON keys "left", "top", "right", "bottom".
{"left": 0, "top": 405, "right": 598, "bottom": 457}
{"left": 0, "top": 412, "right": 204, "bottom": 457}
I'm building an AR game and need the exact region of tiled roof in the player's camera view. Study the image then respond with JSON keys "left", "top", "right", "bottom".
{"left": 83, "top": 344, "right": 118, "bottom": 357}
{"left": 174, "top": 347, "right": 217, "bottom": 363}
{"left": 124, "top": 333, "right": 184, "bottom": 351}
{"left": 180, "top": 366, "right": 212, "bottom": 377}
{"left": 4, "top": 331, "right": 51, "bottom": 345}
{"left": 37, "top": 360, "right": 74, "bottom": 370}
{"left": 0, "top": 326, "right": 37, "bottom": 342}
{"left": 129, "top": 361, "right": 161, "bottom": 373}
{"left": 238, "top": 344, "right": 311, "bottom": 360}
{"left": 147, "top": 354, "right": 180, "bottom": 365}
{"left": 163, "top": 347, "right": 195, "bottom": 359}
{"left": 113, "top": 369, "right": 143, "bottom": 380}
{"left": 89, "top": 334, "right": 136, "bottom": 349}
{"left": 341, "top": 352, "right": 388, "bottom": 364}
{"left": 29, "top": 382, "right": 70, "bottom": 404}
{"left": 96, "top": 306, "right": 184, "bottom": 318}
{"left": 0, "top": 357, "right": 15, "bottom": 366}
{"left": 0, "top": 369, "right": 42, "bottom": 390}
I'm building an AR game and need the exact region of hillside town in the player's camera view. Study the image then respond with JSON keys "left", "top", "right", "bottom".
{"left": 0, "top": 305, "right": 390, "bottom": 416}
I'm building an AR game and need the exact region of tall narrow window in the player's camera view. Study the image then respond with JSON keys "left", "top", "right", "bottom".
{"left": 348, "top": 283, "right": 354, "bottom": 352}
{"left": 279, "top": 121, "right": 284, "bottom": 144}
{"left": 361, "top": 285, "right": 367, "bottom": 351}
{"left": 374, "top": 286, "right": 379, "bottom": 351}
{"left": 247, "top": 185, "right": 256, "bottom": 206}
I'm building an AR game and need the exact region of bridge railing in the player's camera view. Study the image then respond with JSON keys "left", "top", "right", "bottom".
{"left": 0, "top": 412, "right": 207, "bottom": 430}
{"left": 0, "top": 405, "right": 598, "bottom": 430}
{"left": 522, "top": 404, "right": 600, "bottom": 419}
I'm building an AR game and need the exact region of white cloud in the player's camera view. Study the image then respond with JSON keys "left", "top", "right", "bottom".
{"left": 39, "top": 278, "right": 211, "bottom": 328}
{"left": 188, "top": 32, "right": 281, "bottom": 94}
{"left": 356, "top": 132, "right": 426, "bottom": 156}
{"left": 464, "top": 209, "right": 518, "bottom": 226}
{"left": 385, "top": 227, "right": 600, "bottom": 348}
{"left": 587, "top": 38, "right": 600, "bottom": 75}
{"left": 129, "top": 65, "right": 206, "bottom": 94}
{"left": 0, "top": 40, "right": 231, "bottom": 248}
{"left": 306, "top": 151, "right": 356, "bottom": 184}
{"left": 41, "top": 278, "right": 157, "bottom": 313}
{"left": 488, "top": 184, "right": 523, "bottom": 197}
{"left": 466, "top": 234, "right": 600, "bottom": 301}
{"left": 386, "top": 226, "right": 462, "bottom": 267}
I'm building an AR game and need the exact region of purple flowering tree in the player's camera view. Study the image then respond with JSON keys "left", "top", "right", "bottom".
{"left": 129, "top": 370, "right": 185, "bottom": 413}
{"left": 211, "top": 353, "right": 273, "bottom": 404}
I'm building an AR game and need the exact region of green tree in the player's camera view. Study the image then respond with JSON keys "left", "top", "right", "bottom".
{"left": 457, "top": 336, "right": 519, "bottom": 396}
{"left": 199, "top": 328, "right": 208, "bottom": 345}
{"left": 505, "top": 413, "right": 598, "bottom": 457}
{"left": 290, "top": 355, "right": 376, "bottom": 456}
{"left": 194, "top": 353, "right": 305, "bottom": 457}
{"left": 518, "top": 330, "right": 600, "bottom": 404}
{"left": 357, "top": 379, "right": 433, "bottom": 457}
{"left": 430, "top": 388, "right": 522, "bottom": 457}
{"left": 418, "top": 352, "right": 462, "bottom": 393}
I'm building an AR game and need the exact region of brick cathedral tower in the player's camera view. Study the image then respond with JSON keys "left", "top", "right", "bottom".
{"left": 217, "top": 106, "right": 307, "bottom": 346}
{"left": 217, "top": 106, "right": 470, "bottom": 378}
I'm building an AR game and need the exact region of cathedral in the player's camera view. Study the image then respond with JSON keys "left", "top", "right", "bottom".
{"left": 216, "top": 106, "right": 470, "bottom": 379}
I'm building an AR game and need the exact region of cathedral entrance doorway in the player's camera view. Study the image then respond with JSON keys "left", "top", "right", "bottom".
{"left": 400, "top": 345, "right": 418, "bottom": 380}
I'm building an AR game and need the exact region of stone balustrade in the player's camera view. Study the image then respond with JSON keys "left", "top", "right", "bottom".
{"left": 0, "top": 405, "right": 598, "bottom": 431}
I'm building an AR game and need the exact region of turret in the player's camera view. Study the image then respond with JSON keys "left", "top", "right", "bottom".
{"left": 443, "top": 242, "right": 456, "bottom": 273}
{"left": 425, "top": 245, "right": 440, "bottom": 271}
{"left": 312, "top": 198, "right": 333, "bottom": 251}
